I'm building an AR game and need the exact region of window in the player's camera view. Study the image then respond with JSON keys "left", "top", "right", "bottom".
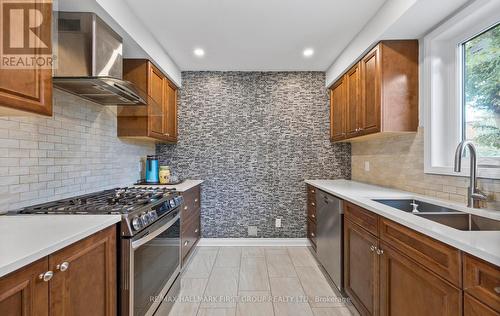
{"left": 462, "top": 23, "right": 500, "bottom": 159}
{"left": 424, "top": 0, "right": 500, "bottom": 179}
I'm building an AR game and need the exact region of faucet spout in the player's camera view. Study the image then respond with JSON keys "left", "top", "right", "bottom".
{"left": 453, "top": 140, "right": 487, "bottom": 208}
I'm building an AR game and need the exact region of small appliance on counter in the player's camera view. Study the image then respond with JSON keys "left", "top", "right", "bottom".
{"left": 145, "top": 155, "right": 159, "bottom": 183}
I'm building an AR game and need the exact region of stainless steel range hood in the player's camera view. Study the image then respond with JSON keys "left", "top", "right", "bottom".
{"left": 53, "top": 12, "right": 146, "bottom": 105}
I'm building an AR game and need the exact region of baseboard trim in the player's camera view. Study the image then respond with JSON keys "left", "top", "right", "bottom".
{"left": 197, "top": 238, "right": 311, "bottom": 247}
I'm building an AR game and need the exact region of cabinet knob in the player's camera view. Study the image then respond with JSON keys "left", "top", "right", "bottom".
{"left": 310, "top": 232, "right": 315, "bottom": 237}
{"left": 311, "top": 214, "right": 315, "bottom": 218}
{"left": 39, "top": 271, "right": 53, "bottom": 282}
{"left": 494, "top": 287, "right": 500, "bottom": 294}
{"left": 194, "top": 198, "right": 199, "bottom": 203}
{"left": 376, "top": 249, "right": 384, "bottom": 255}
{"left": 370, "top": 245, "right": 376, "bottom": 252}
{"left": 56, "top": 261, "right": 69, "bottom": 272}
{"left": 164, "top": 133, "right": 170, "bottom": 136}
{"left": 184, "top": 241, "right": 189, "bottom": 246}
{"left": 184, "top": 206, "right": 188, "bottom": 210}
{"left": 195, "top": 228, "right": 199, "bottom": 233}
{"left": 310, "top": 190, "right": 315, "bottom": 194}
{"left": 311, "top": 202, "right": 315, "bottom": 206}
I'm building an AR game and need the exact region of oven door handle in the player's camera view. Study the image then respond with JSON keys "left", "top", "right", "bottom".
{"left": 131, "top": 214, "right": 180, "bottom": 250}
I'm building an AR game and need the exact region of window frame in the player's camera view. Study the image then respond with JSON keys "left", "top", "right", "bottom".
{"left": 423, "top": 0, "right": 500, "bottom": 179}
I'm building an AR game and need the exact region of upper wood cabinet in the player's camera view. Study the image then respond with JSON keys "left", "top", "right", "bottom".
{"left": 0, "top": 0, "right": 52, "bottom": 116}
{"left": 330, "top": 77, "right": 346, "bottom": 142}
{"left": 0, "top": 226, "right": 116, "bottom": 316}
{"left": 117, "top": 59, "right": 178, "bottom": 143}
{"left": 329, "top": 40, "right": 418, "bottom": 142}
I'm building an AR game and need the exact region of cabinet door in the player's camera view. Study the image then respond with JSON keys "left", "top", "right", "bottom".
{"left": 0, "top": 258, "right": 49, "bottom": 316}
{"left": 163, "top": 80, "right": 178, "bottom": 142}
{"left": 464, "top": 293, "right": 499, "bottom": 316}
{"left": 330, "top": 77, "right": 346, "bottom": 141}
{"left": 0, "top": 0, "right": 52, "bottom": 116}
{"left": 346, "top": 62, "right": 361, "bottom": 138}
{"left": 49, "top": 227, "right": 116, "bottom": 316}
{"left": 379, "top": 242, "right": 461, "bottom": 316}
{"left": 148, "top": 64, "right": 166, "bottom": 138}
{"left": 344, "top": 219, "right": 379, "bottom": 316}
{"left": 360, "top": 45, "right": 381, "bottom": 135}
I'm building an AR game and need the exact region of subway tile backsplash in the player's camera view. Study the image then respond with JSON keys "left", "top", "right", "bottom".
{"left": 0, "top": 90, "right": 154, "bottom": 212}
{"left": 351, "top": 128, "right": 500, "bottom": 210}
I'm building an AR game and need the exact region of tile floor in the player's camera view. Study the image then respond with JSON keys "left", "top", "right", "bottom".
{"left": 156, "top": 246, "right": 359, "bottom": 316}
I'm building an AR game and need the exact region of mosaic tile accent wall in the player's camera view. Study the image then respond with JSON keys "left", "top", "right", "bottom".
{"left": 157, "top": 72, "right": 351, "bottom": 238}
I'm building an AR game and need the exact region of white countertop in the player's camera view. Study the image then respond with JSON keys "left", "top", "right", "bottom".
{"left": 135, "top": 179, "right": 204, "bottom": 192}
{"left": 0, "top": 215, "right": 121, "bottom": 278}
{"left": 305, "top": 179, "right": 500, "bottom": 266}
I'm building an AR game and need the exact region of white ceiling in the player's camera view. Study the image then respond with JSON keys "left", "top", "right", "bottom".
{"left": 124, "top": 0, "right": 386, "bottom": 71}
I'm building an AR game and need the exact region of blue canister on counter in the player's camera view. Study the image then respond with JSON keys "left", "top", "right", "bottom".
{"left": 145, "top": 155, "right": 159, "bottom": 183}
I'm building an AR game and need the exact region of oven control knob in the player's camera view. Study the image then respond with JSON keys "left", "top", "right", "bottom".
{"left": 141, "top": 213, "right": 149, "bottom": 224}
{"left": 149, "top": 210, "right": 158, "bottom": 220}
{"left": 131, "top": 217, "right": 142, "bottom": 231}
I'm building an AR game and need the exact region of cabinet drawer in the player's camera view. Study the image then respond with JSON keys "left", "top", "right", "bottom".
{"left": 379, "top": 218, "right": 462, "bottom": 287}
{"left": 465, "top": 293, "right": 499, "bottom": 316}
{"left": 182, "top": 186, "right": 201, "bottom": 212}
{"left": 344, "top": 202, "right": 378, "bottom": 236}
{"left": 464, "top": 254, "right": 500, "bottom": 313}
{"left": 307, "top": 218, "right": 317, "bottom": 248}
{"left": 181, "top": 215, "right": 200, "bottom": 262}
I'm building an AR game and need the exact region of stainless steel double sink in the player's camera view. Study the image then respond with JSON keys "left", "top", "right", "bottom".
{"left": 372, "top": 199, "right": 500, "bottom": 231}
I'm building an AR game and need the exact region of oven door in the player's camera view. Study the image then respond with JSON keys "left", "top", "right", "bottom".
{"left": 122, "top": 210, "right": 180, "bottom": 316}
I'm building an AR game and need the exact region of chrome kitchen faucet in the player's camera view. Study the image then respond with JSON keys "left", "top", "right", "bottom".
{"left": 454, "top": 140, "right": 488, "bottom": 208}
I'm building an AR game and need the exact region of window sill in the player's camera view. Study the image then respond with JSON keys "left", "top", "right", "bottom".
{"left": 424, "top": 166, "right": 500, "bottom": 180}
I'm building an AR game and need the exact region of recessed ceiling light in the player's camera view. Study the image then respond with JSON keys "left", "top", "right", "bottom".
{"left": 303, "top": 48, "right": 314, "bottom": 58}
{"left": 194, "top": 48, "right": 205, "bottom": 57}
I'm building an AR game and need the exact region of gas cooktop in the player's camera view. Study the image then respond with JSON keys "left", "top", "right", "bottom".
{"left": 17, "top": 187, "right": 183, "bottom": 236}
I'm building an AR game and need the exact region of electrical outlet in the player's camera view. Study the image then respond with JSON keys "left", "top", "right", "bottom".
{"left": 275, "top": 218, "right": 282, "bottom": 228}
{"left": 364, "top": 161, "right": 370, "bottom": 172}
{"left": 248, "top": 226, "right": 258, "bottom": 236}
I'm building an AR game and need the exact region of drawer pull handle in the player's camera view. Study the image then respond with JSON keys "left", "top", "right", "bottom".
{"left": 39, "top": 271, "right": 53, "bottom": 282}
{"left": 370, "top": 245, "right": 376, "bottom": 252}
{"left": 195, "top": 198, "right": 199, "bottom": 203}
{"left": 56, "top": 262, "right": 69, "bottom": 272}
{"left": 184, "top": 241, "right": 189, "bottom": 246}
{"left": 195, "top": 228, "right": 199, "bottom": 233}
{"left": 310, "top": 233, "right": 315, "bottom": 237}
{"left": 376, "top": 249, "right": 384, "bottom": 255}
{"left": 184, "top": 206, "right": 188, "bottom": 210}
{"left": 494, "top": 287, "right": 500, "bottom": 294}
{"left": 311, "top": 190, "right": 315, "bottom": 193}
{"left": 311, "top": 202, "right": 315, "bottom": 206}
{"left": 311, "top": 214, "right": 315, "bottom": 218}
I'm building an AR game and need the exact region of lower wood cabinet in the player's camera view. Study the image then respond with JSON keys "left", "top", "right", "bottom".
{"left": 464, "top": 293, "right": 500, "bottom": 316}
{"left": 340, "top": 197, "right": 500, "bottom": 316}
{"left": 0, "top": 258, "right": 49, "bottom": 316}
{"left": 180, "top": 185, "right": 202, "bottom": 265}
{"left": 344, "top": 219, "right": 379, "bottom": 316}
{"left": 379, "top": 241, "right": 461, "bottom": 316}
{"left": 0, "top": 226, "right": 117, "bottom": 316}
{"left": 306, "top": 184, "right": 317, "bottom": 250}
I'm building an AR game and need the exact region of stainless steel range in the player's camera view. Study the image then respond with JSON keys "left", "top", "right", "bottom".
{"left": 18, "top": 187, "right": 183, "bottom": 316}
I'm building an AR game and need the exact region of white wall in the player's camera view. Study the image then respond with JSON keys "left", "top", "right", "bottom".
{"left": 325, "top": 0, "right": 470, "bottom": 87}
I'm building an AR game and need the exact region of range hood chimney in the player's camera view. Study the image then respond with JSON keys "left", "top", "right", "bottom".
{"left": 53, "top": 12, "right": 146, "bottom": 105}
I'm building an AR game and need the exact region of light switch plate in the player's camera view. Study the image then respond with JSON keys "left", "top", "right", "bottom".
{"left": 275, "top": 218, "right": 282, "bottom": 228}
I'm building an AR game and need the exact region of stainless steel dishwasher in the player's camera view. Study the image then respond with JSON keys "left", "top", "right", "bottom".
{"left": 316, "top": 190, "right": 343, "bottom": 291}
